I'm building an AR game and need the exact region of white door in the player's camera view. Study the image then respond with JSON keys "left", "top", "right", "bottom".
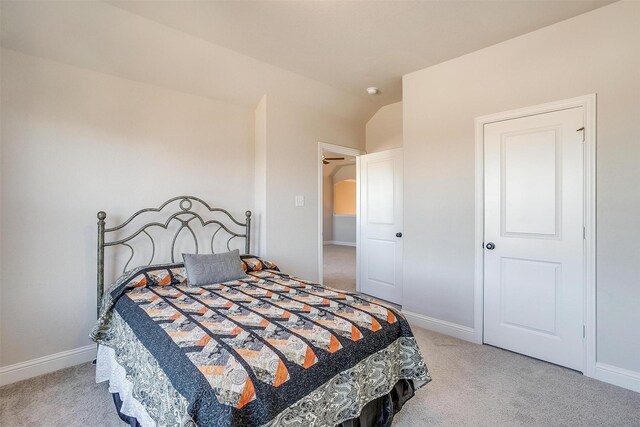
{"left": 359, "top": 148, "right": 403, "bottom": 304}
{"left": 484, "top": 107, "right": 584, "bottom": 371}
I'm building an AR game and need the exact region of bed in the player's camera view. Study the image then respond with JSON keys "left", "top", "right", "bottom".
{"left": 91, "top": 196, "right": 430, "bottom": 427}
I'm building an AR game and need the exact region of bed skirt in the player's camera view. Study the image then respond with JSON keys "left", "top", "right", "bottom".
{"left": 113, "top": 392, "right": 141, "bottom": 427}
{"left": 99, "top": 344, "right": 419, "bottom": 427}
{"left": 111, "top": 379, "right": 417, "bottom": 427}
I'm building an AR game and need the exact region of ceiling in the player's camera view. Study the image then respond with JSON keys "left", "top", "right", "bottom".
{"left": 109, "top": 0, "right": 614, "bottom": 104}
{"left": 0, "top": 1, "right": 375, "bottom": 121}
{"left": 323, "top": 151, "right": 355, "bottom": 176}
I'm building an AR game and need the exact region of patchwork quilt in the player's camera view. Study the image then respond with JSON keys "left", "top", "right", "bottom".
{"left": 91, "top": 257, "right": 430, "bottom": 426}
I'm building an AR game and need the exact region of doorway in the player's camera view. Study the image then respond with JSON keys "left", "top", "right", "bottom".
{"left": 317, "top": 142, "right": 363, "bottom": 291}
{"left": 475, "top": 95, "right": 596, "bottom": 375}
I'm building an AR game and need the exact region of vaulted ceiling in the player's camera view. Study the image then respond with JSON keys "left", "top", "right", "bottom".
{"left": 109, "top": 0, "right": 614, "bottom": 104}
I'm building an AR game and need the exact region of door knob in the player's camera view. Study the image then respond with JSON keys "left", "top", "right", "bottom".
{"left": 396, "top": 232, "right": 403, "bottom": 238}
{"left": 485, "top": 242, "right": 495, "bottom": 250}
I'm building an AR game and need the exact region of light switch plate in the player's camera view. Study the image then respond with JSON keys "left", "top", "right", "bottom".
{"left": 295, "top": 195, "right": 305, "bottom": 207}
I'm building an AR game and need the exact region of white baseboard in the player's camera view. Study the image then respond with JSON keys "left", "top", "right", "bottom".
{"left": 402, "top": 310, "right": 477, "bottom": 343}
{"left": 0, "top": 344, "right": 97, "bottom": 386}
{"left": 324, "top": 240, "right": 356, "bottom": 247}
{"left": 404, "top": 312, "right": 640, "bottom": 394}
{"left": 594, "top": 362, "right": 640, "bottom": 393}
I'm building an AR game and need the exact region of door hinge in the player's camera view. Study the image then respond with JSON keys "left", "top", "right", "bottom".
{"left": 583, "top": 226, "right": 586, "bottom": 239}
{"left": 583, "top": 325, "right": 586, "bottom": 339}
{"left": 577, "top": 126, "right": 585, "bottom": 142}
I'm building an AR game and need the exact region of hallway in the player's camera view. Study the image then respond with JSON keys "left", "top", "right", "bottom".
{"left": 322, "top": 244, "right": 356, "bottom": 292}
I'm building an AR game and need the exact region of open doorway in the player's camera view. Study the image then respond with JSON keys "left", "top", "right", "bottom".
{"left": 323, "top": 151, "right": 356, "bottom": 291}
{"left": 317, "top": 142, "right": 363, "bottom": 291}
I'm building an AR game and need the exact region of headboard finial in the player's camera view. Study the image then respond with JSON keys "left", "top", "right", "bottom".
{"left": 97, "top": 211, "right": 107, "bottom": 221}
{"left": 245, "top": 211, "right": 252, "bottom": 255}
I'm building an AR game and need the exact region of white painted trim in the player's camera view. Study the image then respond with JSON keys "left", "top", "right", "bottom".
{"left": 473, "top": 112, "right": 486, "bottom": 346}
{"left": 402, "top": 310, "right": 476, "bottom": 343}
{"left": 0, "top": 344, "right": 96, "bottom": 386}
{"left": 583, "top": 96, "right": 597, "bottom": 378}
{"left": 332, "top": 214, "right": 356, "bottom": 218}
{"left": 474, "top": 94, "right": 597, "bottom": 375}
{"left": 318, "top": 141, "right": 364, "bottom": 286}
{"left": 319, "top": 142, "right": 363, "bottom": 158}
{"left": 324, "top": 240, "right": 356, "bottom": 247}
{"left": 594, "top": 363, "right": 640, "bottom": 393}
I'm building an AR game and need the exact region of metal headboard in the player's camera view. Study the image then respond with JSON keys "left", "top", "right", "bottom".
{"left": 96, "top": 196, "right": 251, "bottom": 315}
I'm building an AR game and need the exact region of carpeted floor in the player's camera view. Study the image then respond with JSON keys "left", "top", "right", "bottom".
{"left": 2, "top": 250, "right": 638, "bottom": 425}
{"left": 2, "top": 326, "right": 639, "bottom": 427}
{"left": 0, "top": 361, "right": 121, "bottom": 426}
{"left": 323, "top": 244, "right": 356, "bottom": 292}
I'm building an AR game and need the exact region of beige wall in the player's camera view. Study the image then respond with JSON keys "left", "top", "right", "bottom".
{"left": 322, "top": 163, "right": 357, "bottom": 244}
{"left": 403, "top": 1, "right": 640, "bottom": 373}
{"left": 254, "top": 95, "right": 268, "bottom": 255}
{"left": 264, "top": 97, "right": 363, "bottom": 278}
{"left": 0, "top": 49, "right": 254, "bottom": 366}
{"left": 331, "top": 165, "right": 357, "bottom": 243}
{"left": 366, "top": 102, "right": 402, "bottom": 153}
{"left": 0, "top": 2, "right": 369, "bottom": 371}
{"left": 334, "top": 180, "right": 356, "bottom": 215}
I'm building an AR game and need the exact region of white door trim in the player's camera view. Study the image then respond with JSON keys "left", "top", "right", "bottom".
{"left": 317, "top": 141, "right": 364, "bottom": 287}
{"left": 474, "top": 94, "right": 596, "bottom": 377}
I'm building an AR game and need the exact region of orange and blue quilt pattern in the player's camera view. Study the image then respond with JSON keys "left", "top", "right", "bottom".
{"left": 90, "top": 257, "right": 426, "bottom": 426}
{"left": 123, "top": 267, "right": 401, "bottom": 411}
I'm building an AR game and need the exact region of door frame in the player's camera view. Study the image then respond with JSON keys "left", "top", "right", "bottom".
{"left": 473, "top": 94, "right": 596, "bottom": 376}
{"left": 317, "top": 141, "right": 364, "bottom": 286}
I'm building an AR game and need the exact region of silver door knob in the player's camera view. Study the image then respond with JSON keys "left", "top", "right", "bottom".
{"left": 485, "top": 242, "right": 495, "bottom": 250}
{"left": 396, "top": 232, "right": 403, "bottom": 238}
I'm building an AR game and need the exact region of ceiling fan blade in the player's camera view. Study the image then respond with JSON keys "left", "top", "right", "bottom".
{"left": 324, "top": 157, "right": 345, "bottom": 160}
{"left": 322, "top": 160, "right": 329, "bottom": 164}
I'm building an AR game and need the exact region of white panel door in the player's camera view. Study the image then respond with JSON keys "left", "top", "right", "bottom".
{"left": 484, "top": 107, "right": 584, "bottom": 371}
{"left": 359, "top": 148, "right": 403, "bottom": 304}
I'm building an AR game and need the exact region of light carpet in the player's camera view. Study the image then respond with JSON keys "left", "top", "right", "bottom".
{"left": 323, "top": 244, "right": 356, "bottom": 292}
{"left": 2, "top": 326, "right": 639, "bottom": 426}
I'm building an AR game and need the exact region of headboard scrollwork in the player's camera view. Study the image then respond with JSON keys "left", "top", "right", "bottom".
{"left": 96, "top": 196, "right": 251, "bottom": 316}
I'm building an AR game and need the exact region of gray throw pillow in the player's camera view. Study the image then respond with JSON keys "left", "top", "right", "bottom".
{"left": 182, "top": 250, "right": 245, "bottom": 286}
